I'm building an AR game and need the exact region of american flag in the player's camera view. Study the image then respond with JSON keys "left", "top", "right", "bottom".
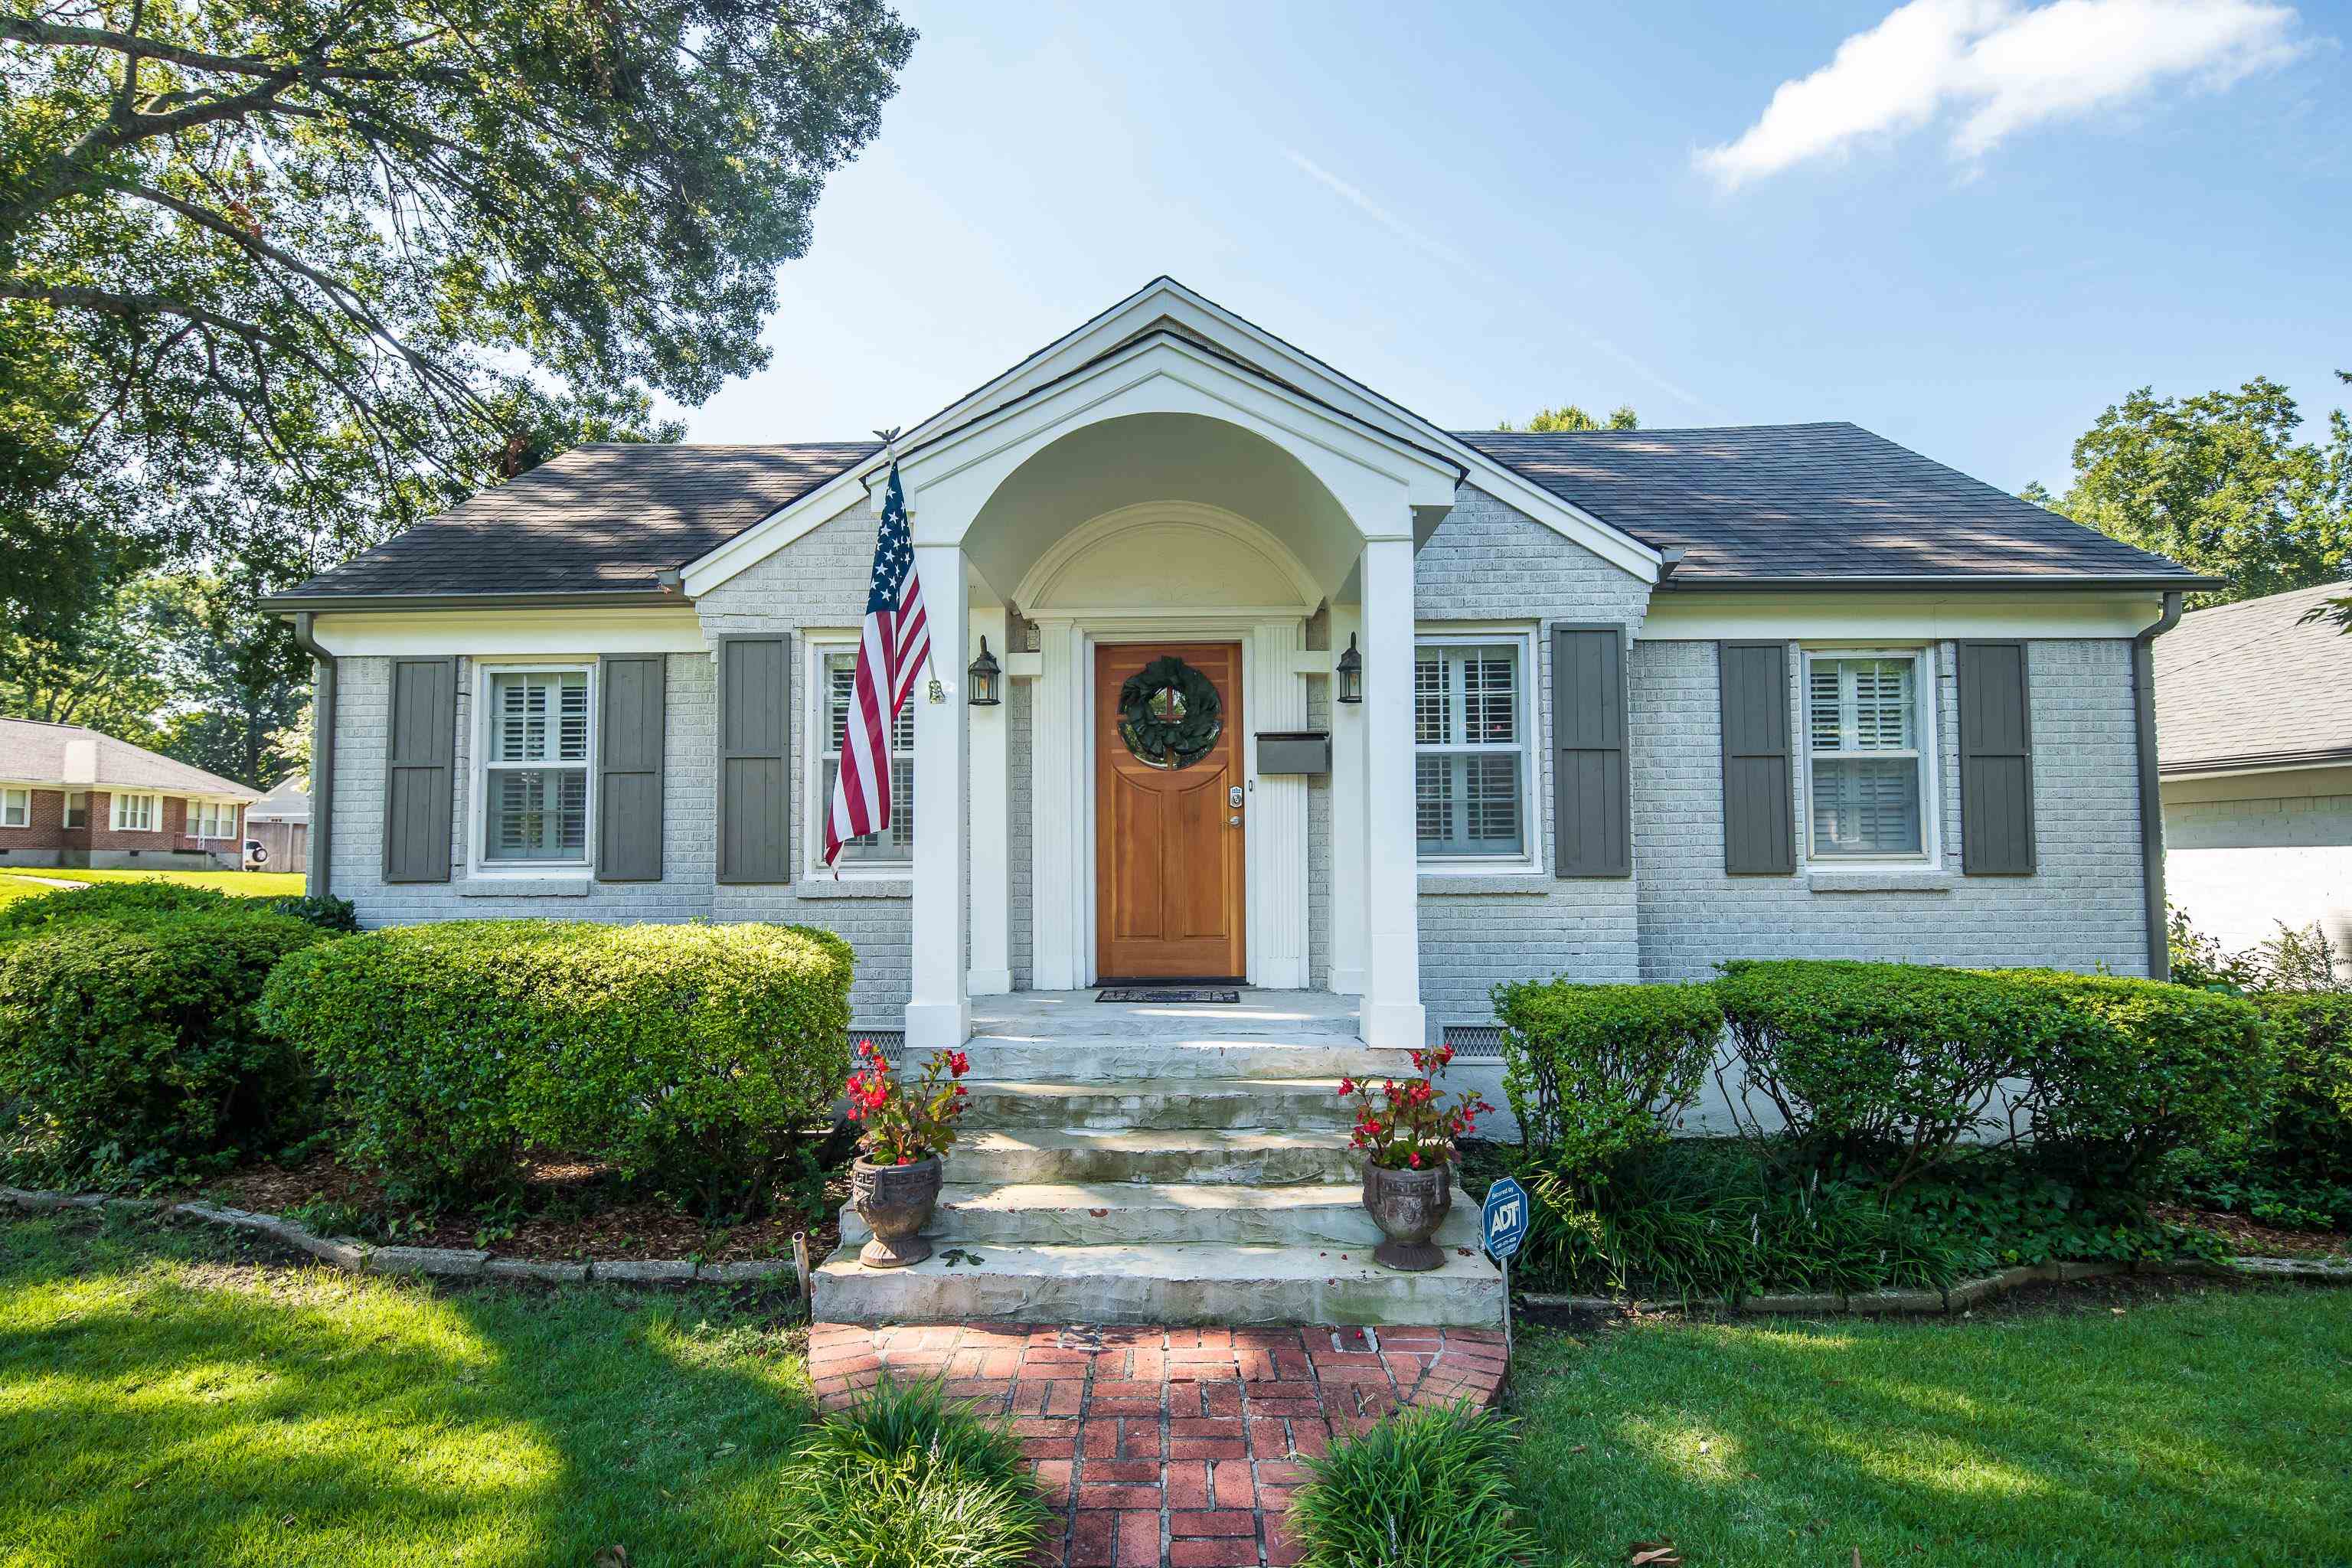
{"left": 822, "top": 458, "right": 929, "bottom": 869}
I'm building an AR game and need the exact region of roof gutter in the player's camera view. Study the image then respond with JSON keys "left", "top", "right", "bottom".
{"left": 259, "top": 589, "right": 688, "bottom": 613}
{"left": 2132, "top": 590, "right": 2184, "bottom": 981}
{"left": 288, "top": 612, "right": 335, "bottom": 901}
{"left": 1652, "top": 574, "right": 2225, "bottom": 593}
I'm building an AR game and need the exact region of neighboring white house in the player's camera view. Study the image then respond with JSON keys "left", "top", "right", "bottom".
{"left": 264, "top": 278, "right": 2209, "bottom": 1050}
{"left": 246, "top": 776, "right": 311, "bottom": 874}
{"left": 2155, "top": 582, "right": 2352, "bottom": 973}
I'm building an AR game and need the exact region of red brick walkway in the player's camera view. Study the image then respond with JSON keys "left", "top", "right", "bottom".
{"left": 808, "top": 1322, "right": 1508, "bottom": 1567}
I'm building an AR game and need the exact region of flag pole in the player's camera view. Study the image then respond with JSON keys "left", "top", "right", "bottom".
{"left": 874, "top": 426, "right": 946, "bottom": 702}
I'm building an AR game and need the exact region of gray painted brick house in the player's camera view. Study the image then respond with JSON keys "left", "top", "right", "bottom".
{"left": 269, "top": 279, "right": 2207, "bottom": 1051}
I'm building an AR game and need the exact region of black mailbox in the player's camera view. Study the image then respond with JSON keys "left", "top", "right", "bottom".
{"left": 1256, "top": 731, "right": 1331, "bottom": 775}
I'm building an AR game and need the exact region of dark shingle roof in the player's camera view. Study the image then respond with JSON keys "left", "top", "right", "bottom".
{"left": 2154, "top": 582, "right": 2352, "bottom": 774}
{"left": 0, "top": 719, "right": 260, "bottom": 795}
{"left": 279, "top": 423, "right": 2201, "bottom": 603}
{"left": 278, "top": 442, "right": 875, "bottom": 600}
{"left": 1458, "top": 423, "right": 2201, "bottom": 583}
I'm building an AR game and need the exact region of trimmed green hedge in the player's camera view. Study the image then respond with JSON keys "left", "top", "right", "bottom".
{"left": 1997, "top": 969, "right": 2274, "bottom": 1185}
{"left": 0, "top": 903, "right": 332, "bottom": 1184}
{"left": 260, "top": 920, "right": 854, "bottom": 1214}
{"left": 1712, "top": 959, "right": 2272, "bottom": 1189}
{"left": 1492, "top": 978, "right": 1723, "bottom": 1183}
{"left": 2258, "top": 993, "right": 2352, "bottom": 1184}
{"left": 0, "top": 879, "right": 226, "bottom": 933}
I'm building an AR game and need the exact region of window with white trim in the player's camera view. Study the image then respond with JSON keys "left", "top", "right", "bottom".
{"left": 1805, "top": 650, "right": 1934, "bottom": 860}
{"left": 814, "top": 645, "right": 915, "bottom": 867}
{"left": 189, "top": 800, "right": 237, "bottom": 838}
{"left": 482, "top": 668, "right": 590, "bottom": 863}
{"left": 110, "top": 792, "right": 158, "bottom": 831}
{"left": 1413, "top": 638, "right": 1532, "bottom": 860}
{"left": 0, "top": 789, "right": 27, "bottom": 828}
{"left": 63, "top": 792, "right": 87, "bottom": 828}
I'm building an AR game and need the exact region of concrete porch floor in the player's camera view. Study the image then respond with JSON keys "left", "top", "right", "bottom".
{"left": 970, "top": 988, "right": 1364, "bottom": 1047}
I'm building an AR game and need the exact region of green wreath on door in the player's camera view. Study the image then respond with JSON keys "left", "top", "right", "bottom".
{"left": 1117, "top": 655, "right": 1223, "bottom": 769}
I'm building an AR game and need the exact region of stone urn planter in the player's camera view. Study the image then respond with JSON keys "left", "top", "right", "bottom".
{"left": 851, "top": 1155, "right": 943, "bottom": 1269}
{"left": 1362, "top": 1158, "right": 1452, "bottom": 1272}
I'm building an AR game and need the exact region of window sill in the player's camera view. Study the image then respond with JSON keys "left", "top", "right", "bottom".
{"left": 1806, "top": 867, "right": 1952, "bottom": 894}
{"left": 1418, "top": 871, "right": 1556, "bottom": 896}
{"left": 458, "top": 877, "right": 592, "bottom": 898}
{"left": 792, "top": 875, "right": 912, "bottom": 900}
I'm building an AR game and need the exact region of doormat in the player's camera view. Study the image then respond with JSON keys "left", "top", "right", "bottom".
{"left": 1096, "top": 987, "right": 1240, "bottom": 1004}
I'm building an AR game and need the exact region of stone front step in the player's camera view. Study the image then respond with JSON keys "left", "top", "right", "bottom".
{"left": 838, "top": 1181, "right": 1485, "bottom": 1250}
{"left": 963, "top": 1078, "right": 1353, "bottom": 1132}
{"left": 959, "top": 1038, "right": 1415, "bottom": 1084}
{"left": 952, "top": 1129, "right": 1361, "bottom": 1187}
{"left": 810, "top": 1241, "right": 1503, "bottom": 1327}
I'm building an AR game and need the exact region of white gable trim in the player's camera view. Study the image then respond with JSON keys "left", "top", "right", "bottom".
{"left": 679, "top": 277, "right": 1664, "bottom": 596}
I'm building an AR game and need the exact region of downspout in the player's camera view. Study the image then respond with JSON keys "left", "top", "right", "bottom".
{"left": 289, "top": 612, "right": 335, "bottom": 900}
{"left": 2131, "top": 591, "right": 2184, "bottom": 980}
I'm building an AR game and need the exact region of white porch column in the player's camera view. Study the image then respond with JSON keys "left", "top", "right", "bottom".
{"left": 968, "top": 605, "right": 1011, "bottom": 996}
{"left": 906, "top": 544, "right": 972, "bottom": 1049}
{"left": 1030, "top": 618, "right": 1085, "bottom": 989}
{"left": 1252, "top": 617, "right": 1310, "bottom": 989}
{"left": 1328, "top": 603, "right": 1366, "bottom": 996}
{"left": 1358, "top": 537, "right": 1426, "bottom": 1047}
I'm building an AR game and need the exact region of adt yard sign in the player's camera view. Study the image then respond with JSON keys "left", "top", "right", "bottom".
{"left": 1481, "top": 1177, "right": 1527, "bottom": 1263}
{"left": 1481, "top": 1177, "right": 1527, "bottom": 1363}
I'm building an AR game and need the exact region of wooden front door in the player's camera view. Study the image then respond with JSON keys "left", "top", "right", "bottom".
{"left": 1095, "top": 642, "right": 1246, "bottom": 981}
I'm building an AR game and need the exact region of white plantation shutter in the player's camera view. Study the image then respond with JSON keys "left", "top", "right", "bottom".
{"left": 821, "top": 647, "right": 914, "bottom": 862}
{"left": 1414, "top": 642, "right": 1528, "bottom": 858}
{"left": 484, "top": 670, "right": 590, "bottom": 863}
{"left": 1806, "top": 653, "right": 1926, "bottom": 858}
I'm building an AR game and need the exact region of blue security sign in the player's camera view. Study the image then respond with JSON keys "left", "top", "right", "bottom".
{"left": 1481, "top": 1177, "right": 1528, "bottom": 1263}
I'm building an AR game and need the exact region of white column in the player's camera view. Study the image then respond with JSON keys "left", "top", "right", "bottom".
{"left": 1030, "top": 618, "right": 1085, "bottom": 989}
{"left": 968, "top": 605, "right": 1011, "bottom": 996}
{"left": 1358, "top": 537, "right": 1426, "bottom": 1048}
{"left": 906, "top": 544, "right": 971, "bottom": 1049}
{"left": 1328, "top": 603, "right": 1366, "bottom": 995}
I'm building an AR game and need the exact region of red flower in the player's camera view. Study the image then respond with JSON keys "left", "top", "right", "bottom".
{"left": 1409, "top": 1152, "right": 1422, "bottom": 1168}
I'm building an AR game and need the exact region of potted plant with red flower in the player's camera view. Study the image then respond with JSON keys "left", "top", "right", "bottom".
{"left": 1341, "top": 1047, "right": 1494, "bottom": 1272}
{"left": 844, "top": 1040, "right": 972, "bottom": 1269}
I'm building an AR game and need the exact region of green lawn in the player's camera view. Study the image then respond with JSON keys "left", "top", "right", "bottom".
{"left": 0, "top": 867, "right": 307, "bottom": 897}
{"left": 0, "top": 1212, "right": 813, "bottom": 1567}
{"left": 1512, "top": 1286, "right": 2352, "bottom": 1566}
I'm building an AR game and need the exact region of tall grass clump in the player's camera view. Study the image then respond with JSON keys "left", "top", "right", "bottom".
{"left": 771, "top": 1377, "right": 1049, "bottom": 1568}
{"left": 1289, "top": 1403, "right": 1534, "bottom": 1568}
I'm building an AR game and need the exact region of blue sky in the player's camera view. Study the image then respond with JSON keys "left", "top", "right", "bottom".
{"left": 680, "top": 0, "right": 2352, "bottom": 495}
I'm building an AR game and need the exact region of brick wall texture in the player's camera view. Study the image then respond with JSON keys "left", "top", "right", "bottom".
{"left": 321, "top": 482, "right": 2158, "bottom": 1026}
{"left": 0, "top": 787, "right": 240, "bottom": 867}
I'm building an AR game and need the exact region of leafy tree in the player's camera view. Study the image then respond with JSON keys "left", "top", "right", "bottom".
{"left": 0, "top": 567, "right": 177, "bottom": 742}
{"left": 1498, "top": 403, "right": 1638, "bottom": 433}
{"left": 2027, "top": 374, "right": 2352, "bottom": 606}
{"left": 146, "top": 570, "right": 306, "bottom": 786}
{"left": 1, "top": 0, "right": 915, "bottom": 629}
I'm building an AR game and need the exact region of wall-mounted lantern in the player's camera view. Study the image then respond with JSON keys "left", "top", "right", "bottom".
{"left": 967, "top": 636, "right": 1003, "bottom": 707}
{"left": 1334, "top": 634, "right": 1364, "bottom": 704}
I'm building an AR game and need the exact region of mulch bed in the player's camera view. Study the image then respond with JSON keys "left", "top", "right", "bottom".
{"left": 204, "top": 1150, "right": 848, "bottom": 1266}
{"left": 2153, "top": 1203, "right": 2351, "bottom": 1259}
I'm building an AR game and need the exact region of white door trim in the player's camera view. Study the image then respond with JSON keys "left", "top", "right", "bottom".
{"left": 1029, "top": 616, "right": 1312, "bottom": 990}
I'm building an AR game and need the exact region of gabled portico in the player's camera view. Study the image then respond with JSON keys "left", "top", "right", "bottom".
{"left": 876, "top": 327, "right": 1465, "bottom": 1051}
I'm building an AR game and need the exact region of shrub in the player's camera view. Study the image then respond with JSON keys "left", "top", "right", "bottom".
{"left": 263, "top": 893, "right": 359, "bottom": 933}
{"left": 260, "top": 919, "right": 854, "bottom": 1212}
{"left": 1999, "top": 970, "right": 2274, "bottom": 1187}
{"left": 2257, "top": 993, "right": 2352, "bottom": 1181}
{"left": 0, "top": 878, "right": 227, "bottom": 933}
{"left": 1289, "top": 1403, "right": 1534, "bottom": 1568}
{"left": 772, "top": 1377, "right": 1047, "bottom": 1568}
{"left": 1714, "top": 960, "right": 2077, "bottom": 1187}
{"left": 0, "top": 903, "right": 330, "bottom": 1184}
{"left": 1492, "top": 977, "right": 1722, "bottom": 1187}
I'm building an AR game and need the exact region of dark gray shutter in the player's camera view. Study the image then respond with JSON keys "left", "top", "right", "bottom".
{"left": 596, "top": 655, "right": 665, "bottom": 881}
{"left": 1718, "top": 641, "right": 1795, "bottom": 875}
{"left": 382, "top": 656, "right": 456, "bottom": 883}
{"left": 1958, "top": 640, "right": 2037, "bottom": 875}
{"left": 1552, "top": 624, "right": 1631, "bottom": 877}
{"left": 716, "top": 635, "right": 790, "bottom": 884}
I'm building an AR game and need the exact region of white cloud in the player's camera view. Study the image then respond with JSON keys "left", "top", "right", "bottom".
{"left": 1695, "top": 0, "right": 2303, "bottom": 187}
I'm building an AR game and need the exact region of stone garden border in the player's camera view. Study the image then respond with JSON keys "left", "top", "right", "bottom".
{"left": 10, "top": 1183, "right": 2347, "bottom": 1308}
{"left": 1521, "top": 1253, "right": 2352, "bottom": 1320}
{"left": 1, "top": 1185, "right": 797, "bottom": 1288}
